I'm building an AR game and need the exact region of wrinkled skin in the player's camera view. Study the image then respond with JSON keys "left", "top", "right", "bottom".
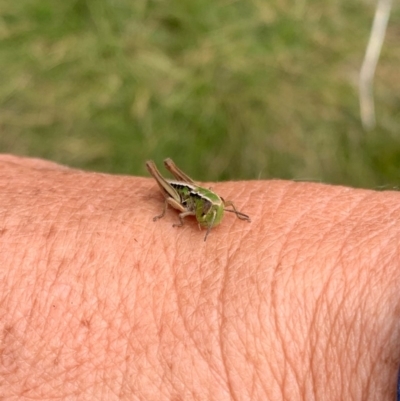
{"left": 0, "top": 154, "right": 399, "bottom": 400}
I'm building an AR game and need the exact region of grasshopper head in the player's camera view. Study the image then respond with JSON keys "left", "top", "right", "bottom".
{"left": 196, "top": 200, "right": 224, "bottom": 229}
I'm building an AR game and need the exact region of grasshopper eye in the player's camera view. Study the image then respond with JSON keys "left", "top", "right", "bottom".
{"left": 201, "top": 200, "right": 212, "bottom": 216}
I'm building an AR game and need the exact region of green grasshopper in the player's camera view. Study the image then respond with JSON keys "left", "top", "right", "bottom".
{"left": 146, "top": 158, "right": 251, "bottom": 241}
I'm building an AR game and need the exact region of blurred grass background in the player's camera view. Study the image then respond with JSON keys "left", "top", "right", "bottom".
{"left": 0, "top": 0, "right": 399, "bottom": 187}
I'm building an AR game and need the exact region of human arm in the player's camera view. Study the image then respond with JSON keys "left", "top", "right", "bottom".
{"left": 1, "top": 155, "right": 399, "bottom": 400}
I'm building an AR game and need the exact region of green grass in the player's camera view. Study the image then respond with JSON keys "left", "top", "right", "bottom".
{"left": 0, "top": 0, "right": 399, "bottom": 187}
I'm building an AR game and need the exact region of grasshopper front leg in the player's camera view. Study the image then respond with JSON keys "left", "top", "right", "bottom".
{"left": 223, "top": 200, "right": 251, "bottom": 222}
{"left": 204, "top": 209, "right": 217, "bottom": 242}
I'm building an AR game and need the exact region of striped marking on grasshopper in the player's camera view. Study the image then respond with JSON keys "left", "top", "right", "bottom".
{"left": 146, "top": 158, "right": 250, "bottom": 241}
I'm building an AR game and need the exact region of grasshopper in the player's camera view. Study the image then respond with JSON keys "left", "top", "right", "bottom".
{"left": 146, "top": 158, "right": 250, "bottom": 241}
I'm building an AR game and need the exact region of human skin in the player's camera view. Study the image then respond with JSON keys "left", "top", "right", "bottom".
{"left": 0, "top": 154, "right": 399, "bottom": 400}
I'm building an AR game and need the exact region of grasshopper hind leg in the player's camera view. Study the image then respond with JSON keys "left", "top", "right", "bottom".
{"left": 154, "top": 197, "right": 194, "bottom": 228}
{"left": 153, "top": 198, "right": 168, "bottom": 221}
{"left": 153, "top": 197, "right": 187, "bottom": 222}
